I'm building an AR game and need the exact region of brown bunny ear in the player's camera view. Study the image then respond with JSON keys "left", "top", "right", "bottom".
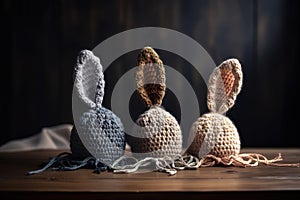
{"left": 207, "top": 58, "right": 243, "bottom": 114}
{"left": 136, "top": 47, "right": 166, "bottom": 107}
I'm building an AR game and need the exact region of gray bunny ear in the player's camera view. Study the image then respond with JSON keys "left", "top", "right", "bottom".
{"left": 73, "top": 50, "right": 105, "bottom": 109}
{"left": 207, "top": 58, "right": 243, "bottom": 114}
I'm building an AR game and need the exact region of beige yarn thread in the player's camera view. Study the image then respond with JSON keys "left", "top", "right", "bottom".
{"left": 197, "top": 153, "right": 299, "bottom": 167}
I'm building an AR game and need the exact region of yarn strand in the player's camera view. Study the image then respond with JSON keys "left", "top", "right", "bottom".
{"left": 27, "top": 152, "right": 110, "bottom": 175}
{"left": 112, "top": 155, "right": 178, "bottom": 175}
{"left": 27, "top": 152, "right": 71, "bottom": 175}
{"left": 197, "top": 153, "right": 300, "bottom": 167}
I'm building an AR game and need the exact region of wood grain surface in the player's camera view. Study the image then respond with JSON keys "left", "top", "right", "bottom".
{"left": 0, "top": 148, "right": 299, "bottom": 199}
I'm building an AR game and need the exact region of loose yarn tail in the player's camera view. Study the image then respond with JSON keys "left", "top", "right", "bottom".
{"left": 27, "top": 152, "right": 71, "bottom": 175}
{"left": 110, "top": 152, "right": 299, "bottom": 176}
{"left": 28, "top": 152, "right": 299, "bottom": 176}
{"left": 198, "top": 153, "right": 300, "bottom": 167}
{"left": 112, "top": 155, "right": 178, "bottom": 175}
{"left": 111, "top": 154, "right": 201, "bottom": 175}
{"left": 27, "top": 152, "right": 109, "bottom": 175}
{"left": 172, "top": 154, "right": 201, "bottom": 169}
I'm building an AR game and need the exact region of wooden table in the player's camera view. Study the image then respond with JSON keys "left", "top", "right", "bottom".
{"left": 0, "top": 148, "right": 299, "bottom": 200}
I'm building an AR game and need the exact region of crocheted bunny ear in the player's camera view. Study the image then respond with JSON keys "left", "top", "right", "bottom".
{"left": 71, "top": 50, "right": 105, "bottom": 159}
{"left": 73, "top": 50, "right": 105, "bottom": 109}
{"left": 207, "top": 58, "right": 243, "bottom": 114}
{"left": 136, "top": 47, "right": 166, "bottom": 107}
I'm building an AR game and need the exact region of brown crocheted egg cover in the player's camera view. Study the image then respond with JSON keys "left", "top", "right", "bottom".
{"left": 126, "top": 47, "right": 182, "bottom": 159}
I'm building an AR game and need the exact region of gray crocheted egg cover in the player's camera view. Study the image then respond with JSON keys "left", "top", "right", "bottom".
{"left": 76, "top": 106, "right": 125, "bottom": 165}
{"left": 72, "top": 50, "right": 125, "bottom": 166}
{"left": 27, "top": 50, "right": 125, "bottom": 175}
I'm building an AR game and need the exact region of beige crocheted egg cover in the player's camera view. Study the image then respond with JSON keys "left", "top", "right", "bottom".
{"left": 186, "top": 59, "right": 242, "bottom": 158}
{"left": 184, "top": 59, "right": 299, "bottom": 168}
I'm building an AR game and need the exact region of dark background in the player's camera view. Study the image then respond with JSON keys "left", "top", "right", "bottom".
{"left": 1, "top": 0, "right": 299, "bottom": 148}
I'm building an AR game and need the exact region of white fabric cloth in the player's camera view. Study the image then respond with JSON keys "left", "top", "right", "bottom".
{"left": 0, "top": 124, "right": 73, "bottom": 152}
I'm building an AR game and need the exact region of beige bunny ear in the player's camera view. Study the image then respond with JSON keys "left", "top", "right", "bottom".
{"left": 136, "top": 47, "right": 166, "bottom": 107}
{"left": 207, "top": 58, "right": 243, "bottom": 114}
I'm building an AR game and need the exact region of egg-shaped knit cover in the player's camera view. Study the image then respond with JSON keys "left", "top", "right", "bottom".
{"left": 73, "top": 50, "right": 125, "bottom": 166}
{"left": 129, "top": 106, "right": 182, "bottom": 159}
{"left": 187, "top": 113, "right": 240, "bottom": 158}
{"left": 184, "top": 59, "right": 299, "bottom": 168}
{"left": 186, "top": 59, "right": 242, "bottom": 158}
{"left": 126, "top": 47, "right": 182, "bottom": 159}
{"left": 27, "top": 50, "right": 125, "bottom": 175}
